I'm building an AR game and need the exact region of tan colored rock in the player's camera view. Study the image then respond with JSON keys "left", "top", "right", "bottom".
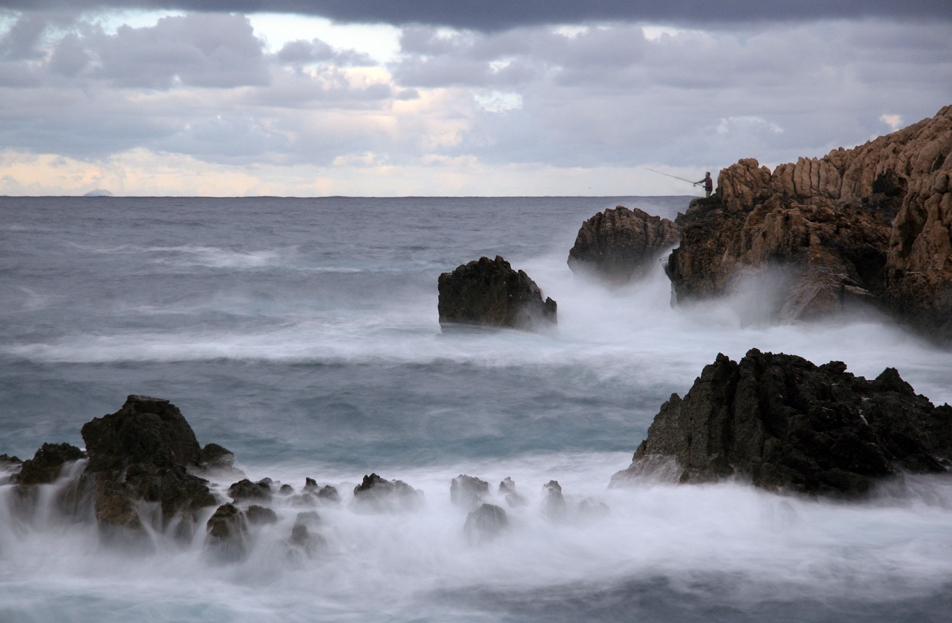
{"left": 666, "top": 104, "right": 952, "bottom": 338}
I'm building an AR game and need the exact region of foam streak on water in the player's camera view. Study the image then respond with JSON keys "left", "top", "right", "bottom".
{"left": 1, "top": 196, "right": 951, "bottom": 622}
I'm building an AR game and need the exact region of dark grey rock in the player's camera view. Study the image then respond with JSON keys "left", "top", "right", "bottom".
{"left": 205, "top": 503, "right": 248, "bottom": 562}
{"left": 199, "top": 443, "right": 234, "bottom": 468}
{"left": 612, "top": 349, "right": 952, "bottom": 496}
{"left": 438, "top": 256, "right": 557, "bottom": 332}
{"left": 451, "top": 474, "right": 489, "bottom": 510}
{"left": 353, "top": 473, "right": 423, "bottom": 513}
{"left": 542, "top": 480, "right": 567, "bottom": 519}
{"left": 316, "top": 485, "right": 340, "bottom": 503}
{"left": 464, "top": 503, "right": 509, "bottom": 542}
{"left": 14, "top": 443, "right": 85, "bottom": 486}
{"left": 80, "top": 396, "right": 217, "bottom": 537}
{"left": 498, "top": 476, "right": 527, "bottom": 508}
{"left": 228, "top": 479, "right": 272, "bottom": 502}
{"left": 245, "top": 505, "right": 278, "bottom": 525}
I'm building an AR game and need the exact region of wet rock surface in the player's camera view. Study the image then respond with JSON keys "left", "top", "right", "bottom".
{"left": 228, "top": 479, "right": 272, "bottom": 502}
{"left": 245, "top": 504, "right": 278, "bottom": 525}
{"left": 665, "top": 104, "right": 952, "bottom": 338}
{"left": 14, "top": 443, "right": 85, "bottom": 486}
{"left": 568, "top": 206, "right": 680, "bottom": 283}
{"left": 80, "top": 395, "right": 217, "bottom": 535}
{"left": 205, "top": 503, "right": 248, "bottom": 562}
{"left": 438, "top": 255, "right": 557, "bottom": 332}
{"left": 613, "top": 349, "right": 952, "bottom": 496}
{"left": 352, "top": 473, "right": 424, "bottom": 512}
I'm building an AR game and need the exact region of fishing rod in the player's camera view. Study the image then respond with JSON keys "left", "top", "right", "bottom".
{"left": 643, "top": 167, "right": 700, "bottom": 185}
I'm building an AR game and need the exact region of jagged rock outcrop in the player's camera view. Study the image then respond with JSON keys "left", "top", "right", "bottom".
{"left": 568, "top": 206, "right": 680, "bottom": 283}
{"left": 438, "top": 256, "right": 557, "bottom": 332}
{"left": 80, "top": 395, "right": 218, "bottom": 537}
{"left": 612, "top": 349, "right": 952, "bottom": 496}
{"left": 666, "top": 104, "right": 952, "bottom": 337}
{"left": 352, "top": 473, "right": 424, "bottom": 513}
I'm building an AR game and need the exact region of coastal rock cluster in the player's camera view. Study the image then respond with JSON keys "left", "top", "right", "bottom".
{"left": 438, "top": 255, "right": 557, "bottom": 332}
{"left": 665, "top": 104, "right": 952, "bottom": 337}
{"left": 567, "top": 206, "right": 680, "bottom": 283}
{"left": 0, "top": 396, "right": 614, "bottom": 559}
{"left": 612, "top": 349, "right": 952, "bottom": 496}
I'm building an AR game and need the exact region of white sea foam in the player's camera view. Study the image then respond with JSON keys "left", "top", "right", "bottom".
{"left": 6, "top": 257, "right": 951, "bottom": 405}
{"left": 3, "top": 454, "right": 952, "bottom": 622}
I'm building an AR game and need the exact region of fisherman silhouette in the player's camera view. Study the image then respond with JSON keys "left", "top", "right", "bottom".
{"left": 694, "top": 172, "right": 713, "bottom": 198}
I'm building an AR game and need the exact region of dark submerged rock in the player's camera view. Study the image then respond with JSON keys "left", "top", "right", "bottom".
{"left": 450, "top": 474, "right": 489, "bottom": 510}
{"left": 14, "top": 443, "right": 85, "bottom": 486}
{"left": 568, "top": 206, "right": 680, "bottom": 283}
{"left": 286, "top": 521, "right": 327, "bottom": 558}
{"left": 316, "top": 485, "right": 340, "bottom": 503}
{"left": 498, "top": 476, "right": 527, "bottom": 508}
{"left": 438, "top": 255, "right": 557, "bottom": 332}
{"left": 578, "top": 498, "right": 610, "bottom": 518}
{"left": 80, "top": 395, "right": 217, "bottom": 536}
{"left": 199, "top": 443, "right": 235, "bottom": 468}
{"left": 542, "top": 480, "right": 567, "bottom": 519}
{"left": 228, "top": 479, "right": 272, "bottom": 502}
{"left": 464, "top": 504, "right": 509, "bottom": 542}
{"left": 294, "top": 510, "right": 321, "bottom": 527}
{"left": 205, "top": 503, "right": 248, "bottom": 562}
{"left": 245, "top": 505, "right": 278, "bottom": 525}
{"left": 352, "top": 473, "right": 423, "bottom": 512}
{"left": 612, "top": 349, "right": 952, "bottom": 496}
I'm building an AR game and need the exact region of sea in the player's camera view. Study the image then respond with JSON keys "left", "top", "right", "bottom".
{"left": 1, "top": 196, "right": 952, "bottom": 622}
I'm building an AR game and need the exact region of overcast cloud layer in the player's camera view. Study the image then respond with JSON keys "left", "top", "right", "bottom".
{"left": 0, "top": 2, "right": 950, "bottom": 196}
{"left": 4, "top": 1, "right": 952, "bottom": 30}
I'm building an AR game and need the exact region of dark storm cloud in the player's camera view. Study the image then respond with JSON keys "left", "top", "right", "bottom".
{"left": 2, "top": 1, "right": 952, "bottom": 29}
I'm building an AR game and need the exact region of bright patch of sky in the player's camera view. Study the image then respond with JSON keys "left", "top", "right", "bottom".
{"left": 86, "top": 9, "right": 186, "bottom": 34}
{"left": 475, "top": 92, "right": 524, "bottom": 113}
{"left": 642, "top": 25, "right": 689, "bottom": 40}
{"left": 248, "top": 13, "right": 400, "bottom": 63}
{"left": 880, "top": 114, "right": 903, "bottom": 130}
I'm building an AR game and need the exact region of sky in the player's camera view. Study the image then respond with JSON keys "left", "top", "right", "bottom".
{"left": 0, "top": 1, "right": 950, "bottom": 196}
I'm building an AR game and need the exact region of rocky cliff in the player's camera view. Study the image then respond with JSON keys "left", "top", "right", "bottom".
{"left": 666, "top": 104, "right": 952, "bottom": 337}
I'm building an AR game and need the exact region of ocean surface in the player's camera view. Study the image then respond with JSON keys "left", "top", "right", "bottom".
{"left": 1, "top": 196, "right": 951, "bottom": 622}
